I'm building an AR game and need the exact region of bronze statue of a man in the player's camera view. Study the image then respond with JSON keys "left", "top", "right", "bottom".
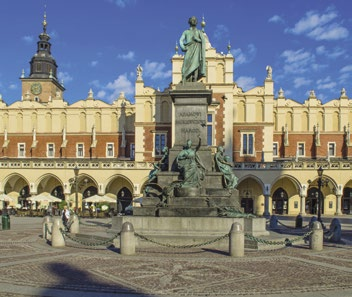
{"left": 179, "top": 16, "right": 206, "bottom": 83}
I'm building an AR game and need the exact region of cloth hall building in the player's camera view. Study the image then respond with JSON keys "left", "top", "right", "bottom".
{"left": 1, "top": 15, "right": 352, "bottom": 217}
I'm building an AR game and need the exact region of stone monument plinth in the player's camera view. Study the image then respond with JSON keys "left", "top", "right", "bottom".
{"left": 110, "top": 82, "right": 269, "bottom": 248}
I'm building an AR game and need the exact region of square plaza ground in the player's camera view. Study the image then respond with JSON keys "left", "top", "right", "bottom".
{"left": 0, "top": 215, "right": 352, "bottom": 297}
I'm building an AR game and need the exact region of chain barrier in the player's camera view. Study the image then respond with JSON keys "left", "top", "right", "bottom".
{"left": 277, "top": 220, "right": 309, "bottom": 229}
{"left": 59, "top": 228, "right": 120, "bottom": 247}
{"left": 324, "top": 231, "right": 334, "bottom": 241}
{"left": 134, "top": 232, "right": 229, "bottom": 249}
{"left": 52, "top": 219, "right": 315, "bottom": 249}
{"left": 245, "top": 230, "right": 313, "bottom": 246}
{"left": 54, "top": 227, "right": 314, "bottom": 249}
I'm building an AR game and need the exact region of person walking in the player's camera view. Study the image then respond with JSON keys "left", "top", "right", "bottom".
{"left": 61, "top": 205, "right": 70, "bottom": 231}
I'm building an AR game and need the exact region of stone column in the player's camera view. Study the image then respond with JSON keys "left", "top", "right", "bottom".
{"left": 335, "top": 194, "right": 342, "bottom": 215}
{"left": 263, "top": 194, "right": 270, "bottom": 217}
{"left": 300, "top": 194, "right": 306, "bottom": 215}
{"left": 64, "top": 193, "right": 71, "bottom": 208}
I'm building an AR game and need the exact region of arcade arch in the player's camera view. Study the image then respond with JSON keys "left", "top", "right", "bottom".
{"left": 105, "top": 175, "right": 134, "bottom": 213}
{"left": 237, "top": 176, "right": 264, "bottom": 215}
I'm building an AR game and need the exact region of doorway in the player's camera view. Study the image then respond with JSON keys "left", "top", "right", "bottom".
{"left": 307, "top": 188, "right": 323, "bottom": 215}
{"left": 117, "top": 187, "right": 132, "bottom": 213}
{"left": 272, "top": 188, "right": 288, "bottom": 215}
{"left": 241, "top": 198, "right": 253, "bottom": 214}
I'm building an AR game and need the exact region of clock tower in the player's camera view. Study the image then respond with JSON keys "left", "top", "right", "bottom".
{"left": 21, "top": 11, "right": 65, "bottom": 103}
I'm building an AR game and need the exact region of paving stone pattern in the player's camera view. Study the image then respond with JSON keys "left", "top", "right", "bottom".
{"left": 0, "top": 216, "right": 352, "bottom": 297}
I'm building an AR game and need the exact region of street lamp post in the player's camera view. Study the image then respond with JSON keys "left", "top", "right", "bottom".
{"left": 317, "top": 166, "right": 328, "bottom": 227}
{"left": 74, "top": 165, "right": 80, "bottom": 213}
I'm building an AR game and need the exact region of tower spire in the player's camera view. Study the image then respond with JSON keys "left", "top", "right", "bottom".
{"left": 28, "top": 7, "right": 58, "bottom": 79}
{"left": 42, "top": 5, "right": 47, "bottom": 34}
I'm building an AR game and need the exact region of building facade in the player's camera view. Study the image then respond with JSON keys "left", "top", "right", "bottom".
{"left": 1, "top": 15, "right": 352, "bottom": 216}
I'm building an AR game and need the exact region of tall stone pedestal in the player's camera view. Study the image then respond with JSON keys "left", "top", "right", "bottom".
{"left": 169, "top": 82, "right": 213, "bottom": 172}
{"left": 136, "top": 82, "right": 241, "bottom": 217}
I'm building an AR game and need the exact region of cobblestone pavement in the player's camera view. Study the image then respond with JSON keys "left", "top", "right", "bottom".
{"left": 0, "top": 215, "right": 352, "bottom": 297}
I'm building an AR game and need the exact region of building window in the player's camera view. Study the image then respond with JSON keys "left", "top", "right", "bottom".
{"left": 47, "top": 143, "right": 55, "bottom": 157}
{"left": 155, "top": 133, "right": 166, "bottom": 156}
{"left": 106, "top": 143, "right": 114, "bottom": 157}
{"left": 273, "top": 142, "right": 278, "bottom": 157}
{"left": 130, "top": 143, "right": 135, "bottom": 160}
{"left": 328, "top": 142, "right": 336, "bottom": 157}
{"left": 207, "top": 113, "right": 213, "bottom": 146}
{"left": 76, "top": 143, "right": 84, "bottom": 158}
{"left": 18, "top": 143, "right": 25, "bottom": 158}
{"left": 297, "top": 142, "right": 305, "bottom": 157}
{"left": 241, "top": 132, "right": 254, "bottom": 156}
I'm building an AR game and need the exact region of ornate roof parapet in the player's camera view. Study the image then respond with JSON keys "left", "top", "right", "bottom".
{"left": 136, "top": 64, "right": 143, "bottom": 81}
{"left": 264, "top": 65, "right": 274, "bottom": 95}
{"left": 87, "top": 88, "right": 94, "bottom": 100}
{"left": 340, "top": 88, "right": 348, "bottom": 99}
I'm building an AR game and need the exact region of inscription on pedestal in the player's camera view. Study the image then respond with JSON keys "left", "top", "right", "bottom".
{"left": 175, "top": 108, "right": 206, "bottom": 145}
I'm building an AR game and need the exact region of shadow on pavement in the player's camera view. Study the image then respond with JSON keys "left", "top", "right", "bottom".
{"left": 39, "top": 262, "right": 154, "bottom": 297}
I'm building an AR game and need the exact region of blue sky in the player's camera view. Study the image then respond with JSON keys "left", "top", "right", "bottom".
{"left": 0, "top": 0, "right": 351, "bottom": 105}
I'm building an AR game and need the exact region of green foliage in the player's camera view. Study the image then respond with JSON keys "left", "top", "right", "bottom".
{"left": 97, "top": 203, "right": 109, "bottom": 211}
{"left": 58, "top": 200, "right": 67, "bottom": 210}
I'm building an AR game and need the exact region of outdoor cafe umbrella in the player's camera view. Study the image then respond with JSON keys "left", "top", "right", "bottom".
{"left": 0, "top": 194, "right": 13, "bottom": 202}
{"left": 27, "top": 194, "right": 61, "bottom": 203}
{"left": 82, "top": 195, "right": 116, "bottom": 203}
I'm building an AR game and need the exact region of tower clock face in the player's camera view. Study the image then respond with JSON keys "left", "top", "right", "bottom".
{"left": 30, "top": 82, "right": 42, "bottom": 95}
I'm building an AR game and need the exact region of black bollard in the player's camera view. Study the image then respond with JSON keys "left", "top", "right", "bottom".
{"left": 295, "top": 214, "right": 303, "bottom": 228}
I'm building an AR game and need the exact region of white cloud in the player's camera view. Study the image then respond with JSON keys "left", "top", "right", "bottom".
{"left": 339, "top": 72, "right": 350, "bottom": 84}
{"left": 90, "top": 80, "right": 102, "bottom": 88}
{"left": 294, "top": 77, "right": 312, "bottom": 88}
{"left": 58, "top": 71, "right": 73, "bottom": 84}
{"left": 268, "top": 15, "right": 284, "bottom": 24}
{"left": 22, "top": 35, "right": 34, "bottom": 44}
{"left": 287, "top": 9, "right": 337, "bottom": 35}
{"left": 213, "top": 24, "right": 230, "bottom": 41}
{"left": 316, "top": 46, "right": 327, "bottom": 55}
{"left": 105, "top": 74, "right": 134, "bottom": 101}
{"left": 9, "top": 84, "right": 17, "bottom": 90}
{"left": 286, "top": 7, "right": 348, "bottom": 41}
{"left": 316, "top": 46, "right": 345, "bottom": 59}
{"left": 280, "top": 49, "right": 315, "bottom": 74}
{"left": 107, "top": 0, "right": 135, "bottom": 8}
{"left": 236, "top": 76, "right": 256, "bottom": 91}
{"left": 340, "top": 65, "right": 352, "bottom": 73}
{"left": 143, "top": 60, "right": 171, "bottom": 80}
{"left": 308, "top": 23, "right": 349, "bottom": 41}
{"left": 281, "top": 88, "right": 293, "bottom": 98}
{"left": 97, "top": 90, "right": 106, "bottom": 98}
{"left": 117, "top": 51, "right": 135, "bottom": 61}
{"left": 48, "top": 30, "right": 58, "bottom": 39}
{"left": 232, "top": 44, "right": 257, "bottom": 65}
{"left": 91, "top": 61, "right": 98, "bottom": 67}
{"left": 316, "top": 76, "right": 337, "bottom": 90}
